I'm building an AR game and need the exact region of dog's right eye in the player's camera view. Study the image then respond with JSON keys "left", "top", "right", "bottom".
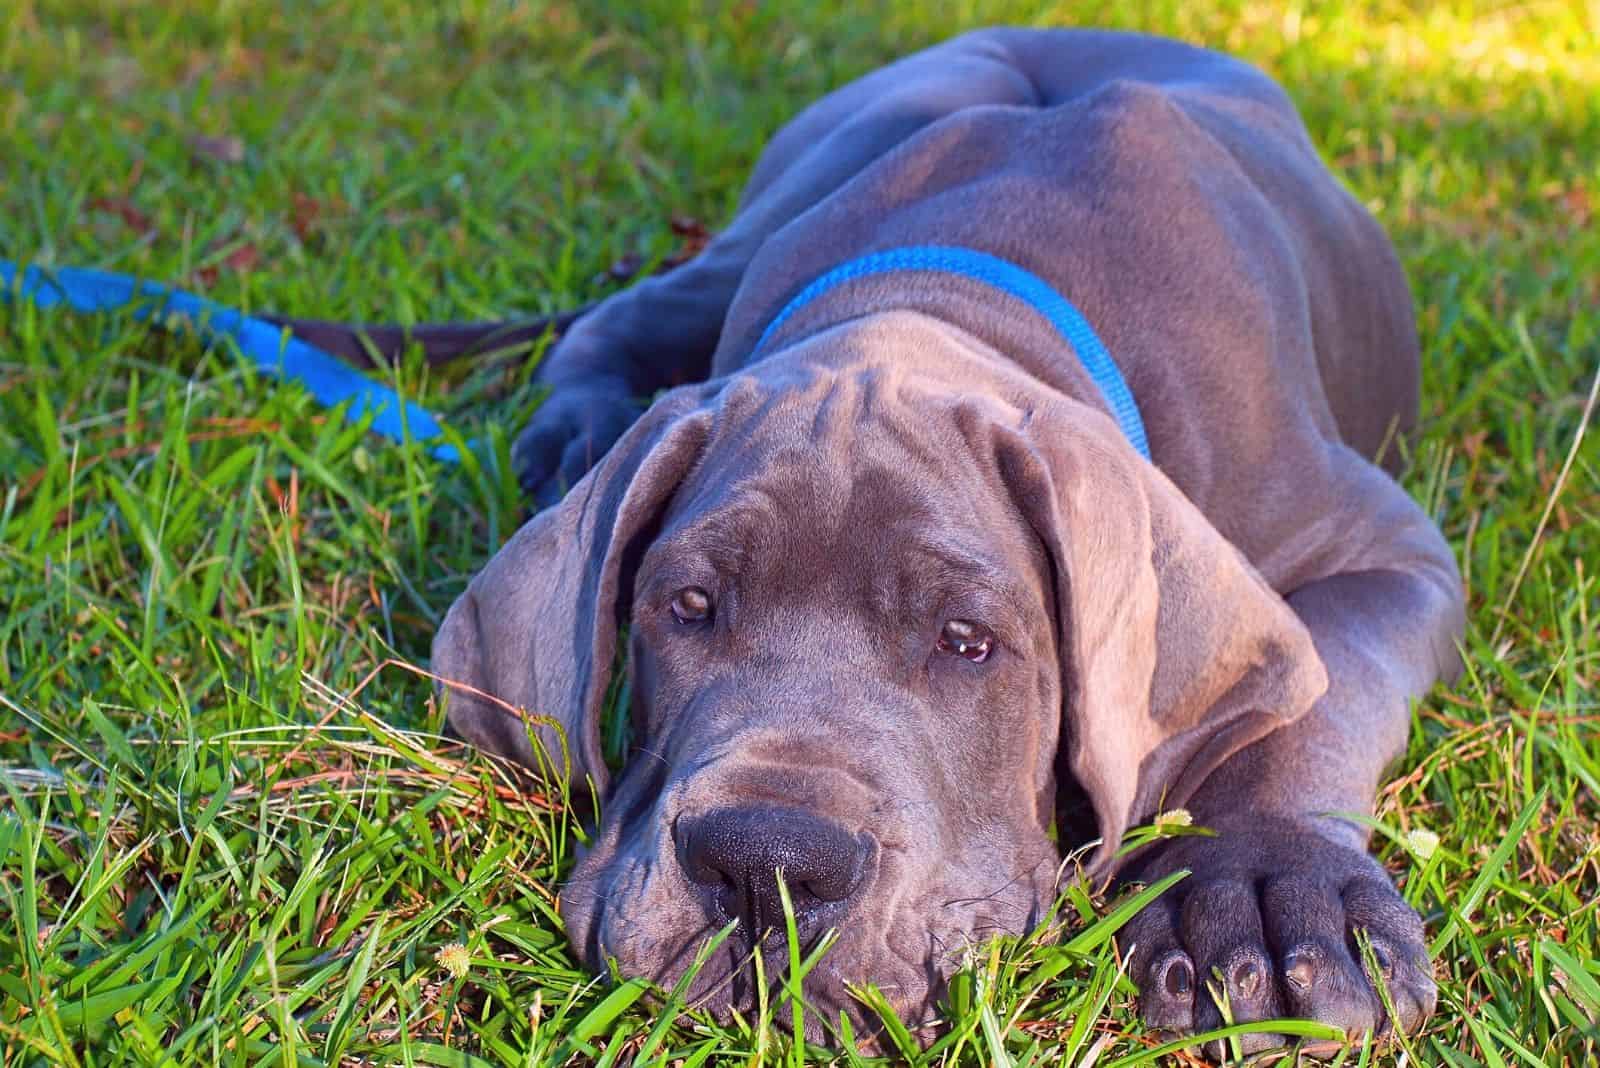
{"left": 937, "top": 619, "right": 994, "bottom": 663}
{"left": 670, "top": 586, "right": 713, "bottom": 625}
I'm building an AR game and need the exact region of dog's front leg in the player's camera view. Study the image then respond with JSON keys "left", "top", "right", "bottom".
{"left": 1119, "top": 469, "right": 1465, "bottom": 1056}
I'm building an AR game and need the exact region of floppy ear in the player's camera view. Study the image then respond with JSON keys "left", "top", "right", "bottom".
{"left": 996, "top": 401, "right": 1328, "bottom": 873}
{"left": 432, "top": 387, "right": 713, "bottom": 807}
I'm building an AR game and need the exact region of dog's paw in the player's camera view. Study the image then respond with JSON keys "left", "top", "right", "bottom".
{"left": 512, "top": 381, "right": 643, "bottom": 506}
{"left": 1117, "top": 818, "right": 1435, "bottom": 1059}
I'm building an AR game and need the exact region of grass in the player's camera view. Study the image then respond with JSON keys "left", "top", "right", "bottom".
{"left": 1, "top": 0, "right": 1597, "bottom": 1063}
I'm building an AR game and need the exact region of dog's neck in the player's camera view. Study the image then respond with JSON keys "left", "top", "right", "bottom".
{"left": 748, "top": 247, "right": 1148, "bottom": 459}
{"left": 743, "top": 255, "right": 1145, "bottom": 454}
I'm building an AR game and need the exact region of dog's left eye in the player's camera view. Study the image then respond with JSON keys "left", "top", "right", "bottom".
{"left": 937, "top": 619, "right": 993, "bottom": 663}
{"left": 670, "top": 586, "right": 713, "bottom": 625}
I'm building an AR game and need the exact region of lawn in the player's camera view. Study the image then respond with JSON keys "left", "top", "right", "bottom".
{"left": 2, "top": 0, "right": 1597, "bottom": 1064}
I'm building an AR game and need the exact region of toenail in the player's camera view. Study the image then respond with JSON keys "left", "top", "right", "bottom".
{"left": 1232, "top": 957, "right": 1263, "bottom": 997}
{"left": 1162, "top": 955, "right": 1193, "bottom": 996}
{"left": 1283, "top": 946, "right": 1318, "bottom": 991}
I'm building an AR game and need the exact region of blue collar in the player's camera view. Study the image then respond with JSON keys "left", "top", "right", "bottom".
{"left": 753, "top": 245, "right": 1150, "bottom": 459}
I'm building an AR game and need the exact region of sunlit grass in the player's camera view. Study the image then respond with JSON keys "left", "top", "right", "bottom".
{"left": 3, "top": 1, "right": 1597, "bottom": 1064}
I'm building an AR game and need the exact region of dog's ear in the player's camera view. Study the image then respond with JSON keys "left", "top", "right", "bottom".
{"left": 996, "top": 401, "right": 1328, "bottom": 871}
{"left": 432, "top": 387, "right": 713, "bottom": 808}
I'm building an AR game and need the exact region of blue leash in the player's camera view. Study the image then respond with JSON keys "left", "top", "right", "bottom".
{"left": 0, "top": 260, "right": 460, "bottom": 463}
{"left": 755, "top": 245, "right": 1150, "bottom": 459}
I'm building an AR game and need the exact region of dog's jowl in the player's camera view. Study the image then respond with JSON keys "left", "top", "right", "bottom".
{"left": 433, "top": 28, "right": 1463, "bottom": 1053}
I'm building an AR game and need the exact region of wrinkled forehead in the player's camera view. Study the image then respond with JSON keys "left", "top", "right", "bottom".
{"left": 640, "top": 366, "right": 1049, "bottom": 614}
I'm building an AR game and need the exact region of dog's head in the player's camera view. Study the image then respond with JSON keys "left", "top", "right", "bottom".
{"left": 433, "top": 312, "right": 1326, "bottom": 1039}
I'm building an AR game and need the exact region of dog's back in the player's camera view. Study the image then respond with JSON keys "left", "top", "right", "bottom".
{"left": 706, "top": 28, "right": 1419, "bottom": 578}
{"left": 1005, "top": 28, "right": 1422, "bottom": 467}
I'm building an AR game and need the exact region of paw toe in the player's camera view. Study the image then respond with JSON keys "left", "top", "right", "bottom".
{"left": 1278, "top": 939, "right": 1380, "bottom": 1035}
{"left": 1196, "top": 956, "right": 1284, "bottom": 1062}
{"left": 1343, "top": 878, "right": 1437, "bottom": 1034}
{"left": 1260, "top": 876, "right": 1381, "bottom": 1035}
{"left": 1144, "top": 948, "right": 1198, "bottom": 1031}
{"left": 1198, "top": 943, "right": 1282, "bottom": 1033}
{"left": 1178, "top": 881, "right": 1283, "bottom": 1033}
{"left": 1123, "top": 902, "right": 1195, "bottom": 1032}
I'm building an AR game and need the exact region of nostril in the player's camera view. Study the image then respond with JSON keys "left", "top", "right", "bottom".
{"left": 797, "top": 844, "right": 869, "bottom": 903}
{"left": 710, "top": 877, "right": 740, "bottom": 921}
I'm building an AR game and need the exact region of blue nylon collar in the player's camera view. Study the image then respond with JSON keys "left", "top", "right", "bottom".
{"left": 754, "top": 245, "right": 1150, "bottom": 459}
{"left": 1, "top": 260, "right": 460, "bottom": 462}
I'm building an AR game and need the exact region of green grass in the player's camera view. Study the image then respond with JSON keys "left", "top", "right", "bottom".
{"left": 2, "top": 0, "right": 1597, "bottom": 1063}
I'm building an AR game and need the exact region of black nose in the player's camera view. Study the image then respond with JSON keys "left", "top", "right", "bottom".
{"left": 677, "top": 805, "right": 873, "bottom": 938}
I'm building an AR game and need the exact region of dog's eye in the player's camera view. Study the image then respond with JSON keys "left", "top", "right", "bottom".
{"left": 937, "top": 619, "right": 993, "bottom": 663}
{"left": 670, "top": 586, "right": 713, "bottom": 625}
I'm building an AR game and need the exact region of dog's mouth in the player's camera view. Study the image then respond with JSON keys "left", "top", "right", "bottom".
{"left": 573, "top": 803, "right": 942, "bottom": 1038}
{"left": 686, "top": 921, "right": 851, "bottom": 1018}
{"left": 563, "top": 759, "right": 1063, "bottom": 1046}
{"left": 658, "top": 916, "right": 945, "bottom": 1049}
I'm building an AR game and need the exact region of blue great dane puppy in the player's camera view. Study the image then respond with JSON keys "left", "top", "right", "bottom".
{"left": 430, "top": 28, "right": 1463, "bottom": 1054}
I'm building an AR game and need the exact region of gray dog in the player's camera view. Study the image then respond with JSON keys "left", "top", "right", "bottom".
{"left": 430, "top": 27, "right": 1465, "bottom": 1053}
